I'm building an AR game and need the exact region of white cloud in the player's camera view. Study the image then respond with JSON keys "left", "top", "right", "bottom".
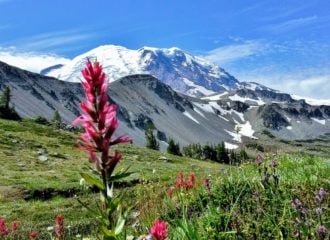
{"left": 0, "top": 48, "right": 70, "bottom": 73}
{"left": 261, "top": 16, "right": 319, "bottom": 32}
{"left": 235, "top": 69, "right": 330, "bottom": 99}
{"left": 5, "top": 29, "right": 95, "bottom": 52}
{"left": 203, "top": 40, "right": 269, "bottom": 64}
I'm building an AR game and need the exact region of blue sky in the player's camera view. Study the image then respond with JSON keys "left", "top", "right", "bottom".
{"left": 0, "top": 0, "right": 329, "bottom": 98}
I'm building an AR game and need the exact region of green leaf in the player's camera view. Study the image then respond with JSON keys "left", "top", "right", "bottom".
{"left": 81, "top": 172, "right": 104, "bottom": 191}
{"left": 100, "top": 226, "right": 117, "bottom": 239}
{"left": 108, "top": 171, "right": 135, "bottom": 182}
{"left": 77, "top": 198, "right": 99, "bottom": 217}
{"left": 115, "top": 215, "right": 125, "bottom": 235}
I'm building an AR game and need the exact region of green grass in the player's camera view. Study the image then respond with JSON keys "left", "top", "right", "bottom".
{"left": 0, "top": 118, "right": 329, "bottom": 239}
{"left": 0, "top": 118, "right": 225, "bottom": 238}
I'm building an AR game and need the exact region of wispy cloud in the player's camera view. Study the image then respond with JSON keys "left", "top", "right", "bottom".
{"left": 0, "top": 47, "right": 70, "bottom": 73}
{"left": 261, "top": 15, "right": 319, "bottom": 33}
{"left": 203, "top": 40, "right": 269, "bottom": 64}
{"left": 3, "top": 28, "right": 96, "bottom": 53}
{"left": 234, "top": 67, "right": 330, "bottom": 99}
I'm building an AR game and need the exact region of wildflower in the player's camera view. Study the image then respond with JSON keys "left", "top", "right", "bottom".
{"left": 29, "top": 230, "right": 38, "bottom": 239}
{"left": 270, "top": 160, "right": 278, "bottom": 168}
{"left": 189, "top": 172, "right": 195, "bottom": 185}
{"left": 175, "top": 172, "right": 184, "bottom": 188}
{"left": 300, "top": 208, "right": 309, "bottom": 217}
{"left": 0, "top": 219, "right": 8, "bottom": 236}
{"left": 315, "top": 188, "right": 327, "bottom": 203}
{"left": 291, "top": 198, "right": 302, "bottom": 209}
{"left": 11, "top": 221, "right": 17, "bottom": 234}
{"left": 204, "top": 177, "right": 211, "bottom": 192}
{"left": 72, "top": 60, "right": 132, "bottom": 176}
{"left": 79, "top": 178, "right": 86, "bottom": 186}
{"left": 150, "top": 220, "right": 168, "bottom": 240}
{"left": 255, "top": 154, "right": 263, "bottom": 166}
{"left": 315, "top": 207, "right": 323, "bottom": 216}
{"left": 55, "top": 214, "right": 64, "bottom": 239}
{"left": 317, "top": 225, "right": 327, "bottom": 237}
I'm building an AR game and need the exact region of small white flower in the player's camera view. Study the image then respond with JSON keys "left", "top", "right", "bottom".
{"left": 47, "top": 226, "right": 54, "bottom": 231}
{"left": 80, "top": 178, "right": 86, "bottom": 186}
{"left": 152, "top": 169, "right": 156, "bottom": 174}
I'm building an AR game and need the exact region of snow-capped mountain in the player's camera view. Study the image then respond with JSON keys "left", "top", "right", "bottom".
{"left": 43, "top": 45, "right": 240, "bottom": 97}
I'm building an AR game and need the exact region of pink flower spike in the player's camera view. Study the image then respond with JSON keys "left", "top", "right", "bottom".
{"left": 0, "top": 219, "right": 8, "bottom": 236}
{"left": 110, "top": 135, "right": 133, "bottom": 146}
{"left": 72, "top": 114, "right": 91, "bottom": 126}
{"left": 55, "top": 214, "right": 64, "bottom": 239}
{"left": 150, "top": 219, "right": 168, "bottom": 240}
{"left": 11, "top": 221, "right": 17, "bottom": 233}
{"left": 106, "top": 151, "right": 122, "bottom": 176}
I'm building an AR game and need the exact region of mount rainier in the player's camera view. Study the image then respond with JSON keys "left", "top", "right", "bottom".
{"left": 42, "top": 45, "right": 241, "bottom": 97}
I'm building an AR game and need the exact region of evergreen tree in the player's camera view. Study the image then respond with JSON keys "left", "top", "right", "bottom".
{"left": 0, "top": 86, "right": 20, "bottom": 120}
{"left": 52, "top": 110, "right": 62, "bottom": 128}
{"left": 0, "top": 86, "right": 10, "bottom": 109}
{"left": 145, "top": 124, "right": 159, "bottom": 150}
{"left": 167, "top": 138, "right": 181, "bottom": 156}
{"left": 239, "top": 148, "right": 248, "bottom": 161}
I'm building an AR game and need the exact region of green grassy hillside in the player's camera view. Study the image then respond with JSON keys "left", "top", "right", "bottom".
{"left": 0, "top": 119, "right": 329, "bottom": 239}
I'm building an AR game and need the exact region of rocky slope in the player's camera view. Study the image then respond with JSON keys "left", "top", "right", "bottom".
{"left": 1, "top": 61, "right": 330, "bottom": 150}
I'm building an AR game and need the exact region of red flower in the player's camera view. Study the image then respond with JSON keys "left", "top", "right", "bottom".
{"left": 72, "top": 60, "right": 132, "bottom": 175}
{"left": 204, "top": 177, "right": 211, "bottom": 191}
{"left": 29, "top": 230, "right": 38, "bottom": 239}
{"left": 0, "top": 218, "right": 8, "bottom": 236}
{"left": 150, "top": 219, "right": 168, "bottom": 240}
{"left": 189, "top": 172, "right": 195, "bottom": 185}
{"left": 11, "top": 221, "right": 18, "bottom": 234}
{"left": 55, "top": 214, "right": 64, "bottom": 239}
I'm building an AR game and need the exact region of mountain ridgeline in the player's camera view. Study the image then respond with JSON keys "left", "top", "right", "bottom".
{"left": 0, "top": 45, "right": 330, "bottom": 150}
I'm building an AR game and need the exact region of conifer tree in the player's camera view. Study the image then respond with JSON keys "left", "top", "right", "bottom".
{"left": 145, "top": 124, "right": 159, "bottom": 150}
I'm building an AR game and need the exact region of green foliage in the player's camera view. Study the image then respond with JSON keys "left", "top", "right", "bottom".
{"left": 182, "top": 142, "right": 243, "bottom": 165}
{"left": 52, "top": 110, "right": 62, "bottom": 128}
{"left": 0, "top": 86, "right": 20, "bottom": 120}
{"left": 167, "top": 138, "right": 181, "bottom": 156}
{"left": 257, "top": 144, "right": 264, "bottom": 152}
{"left": 0, "top": 86, "right": 10, "bottom": 109}
{"left": 34, "top": 115, "right": 51, "bottom": 125}
{"left": 145, "top": 124, "right": 159, "bottom": 150}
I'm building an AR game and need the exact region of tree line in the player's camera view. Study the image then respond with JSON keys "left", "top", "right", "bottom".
{"left": 145, "top": 124, "right": 248, "bottom": 165}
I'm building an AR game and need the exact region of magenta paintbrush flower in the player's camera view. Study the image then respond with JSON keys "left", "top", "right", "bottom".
{"left": 150, "top": 219, "right": 168, "bottom": 240}
{"left": 72, "top": 59, "right": 132, "bottom": 175}
{"left": 54, "top": 214, "right": 64, "bottom": 239}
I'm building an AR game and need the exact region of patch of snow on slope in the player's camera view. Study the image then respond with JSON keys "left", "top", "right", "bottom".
{"left": 291, "top": 95, "right": 330, "bottom": 106}
{"left": 182, "top": 78, "right": 215, "bottom": 96}
{"left": 286, "top": 126, "right": 292, "bottom": 130}
{"left": 193, "top": 106, "right": 206, "bottom": 118}
{"left": 225, "top": 142, "right": 238, "bottom": 149}
{"left": 201, "top": 92, "right": 228, "bottom": 101}
{"left": 193, "top": 102, "right": 215, "bottom": 113}
{"left": 225, "top": 129, "right": 241, "bottom": 142}
{"left": 183, "top": 111, "right": 200, "bottom": 124}
{"left": 237, "top": 121, "right": 256, "bottom": 138}
{"left": 229, "top": 94, "right": 265, "bottom": 105}
{"left": 205, "top": 101, "right": 245, "bottom": 122}
{"left": 311, "top": 118, "right": 326, "bottom": 125}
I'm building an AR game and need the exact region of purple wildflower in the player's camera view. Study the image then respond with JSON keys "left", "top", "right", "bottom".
{"left": 270, "top": 160, "right": 278, "bottom": 168}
